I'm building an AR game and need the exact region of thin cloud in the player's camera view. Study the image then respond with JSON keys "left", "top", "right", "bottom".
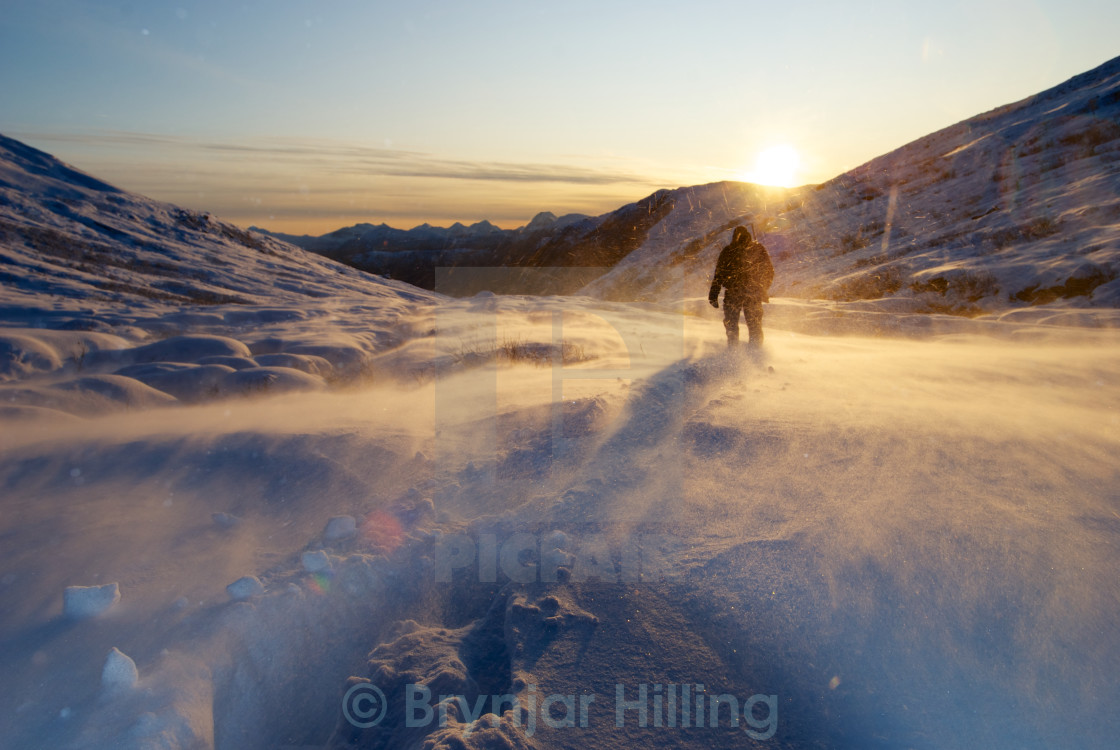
{"left": 329, "top": 157, "right": 647, "bottom": 185}
{"left": 17, "top": 130, "right": 187, "bottom": 148}
{"left": 19, "top": 131, "right": 656, "bottom": 186}
{"left": 201, "top": 140, "right": 651, "bottom": 185}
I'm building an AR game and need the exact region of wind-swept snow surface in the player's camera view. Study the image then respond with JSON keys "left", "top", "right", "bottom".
{"left": 1, "top": 287, "right": 1118, "bottom": 749}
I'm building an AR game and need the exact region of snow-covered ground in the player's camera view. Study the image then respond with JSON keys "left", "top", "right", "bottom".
{"left": 1, "top": 286, "right": 1119, "bottom": 749}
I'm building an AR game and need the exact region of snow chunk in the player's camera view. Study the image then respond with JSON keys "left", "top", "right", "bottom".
{"left": 101, "top": 647, "right": 139, "bottom": 691}
{"left": 301, "top": 550, "right": 332, "bottom": 573}
{"left": 226, "top": 576, "right": 264, "bottom": 600}
{"left": 64, "top": 582, "right": 120, "bottom": 619}
{"left": 323, "top": 515, "right": 357, "bottom": 541}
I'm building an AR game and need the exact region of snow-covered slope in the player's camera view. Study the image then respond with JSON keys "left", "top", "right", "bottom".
{"left": 0, "top": 133, "right": 433, "bottom": 313}
{"left": 585, "top": 55, "right": 1120, "bottom": 314}
{"left": 0, "top": 132, "right": 444, "bottom": 416}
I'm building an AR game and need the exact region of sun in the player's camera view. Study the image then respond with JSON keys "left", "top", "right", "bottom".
{"left": 740, "top": 145, "right": 801, "bottom": 187}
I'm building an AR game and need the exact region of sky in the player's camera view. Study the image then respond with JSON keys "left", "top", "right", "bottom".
{"left": 1, "top": 0, "right": 1118, "bottom": 235}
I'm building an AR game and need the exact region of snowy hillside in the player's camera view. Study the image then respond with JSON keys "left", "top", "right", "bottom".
{"left": 0, "top": 134, "right": 432, "bottom": 312}
{"left": 585, "top": 55, "right": 1120, "bottom": 316}
{"left": 0, "top": 132, "right": 443, "bottom": 417}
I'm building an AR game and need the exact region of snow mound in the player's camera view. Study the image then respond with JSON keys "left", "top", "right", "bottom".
{"left": 0, "top": 404, "right": 83, "bottom": 421}
{"left": 113, "top": 362, "right": 236, "bottom": 403}
{"left": 1, "top": 374, "right": 178, "bottom": 417}
{"left": 0, "top": 316, "right": 401, "bottom": 415}
{"left": 282, "top": 342, "right": 370, "bottom": 376}
{"left": 54, "top": 374, "right": 179, "bottom": 407}
{"left": 0, "top": 331, "right": 62, "bottom": 381}
{"left": 194, "top": 355, "right": 258, "bottom": 370}
{"left": 63, "top": 582, "right": 121, "bottom": 619}
{"left": 253, "top": 352, "right": 333, "bottom": 376}
{"left": 110, "top": 335, "right": 253, "bottom": 367}
{"left": 0, "top": 329, "right": 131, "bottom": 382}
{"left": 218, "top": 366, "right": 326, "bottom": 397}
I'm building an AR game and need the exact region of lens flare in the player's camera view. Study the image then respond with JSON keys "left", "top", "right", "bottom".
{"left": 361, "top": 509, "right": 405, "bottom": 554}
{"left": 309, "top": 572, "right": 333, "bottom": 594}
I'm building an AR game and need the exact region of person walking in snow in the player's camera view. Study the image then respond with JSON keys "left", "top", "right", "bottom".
{"left": 708, "top": 225, "right": 774, "bottom": 349}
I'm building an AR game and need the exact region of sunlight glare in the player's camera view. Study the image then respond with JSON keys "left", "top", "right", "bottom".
{"left": 741, "top": 145, "right": 800, "bottom": 187}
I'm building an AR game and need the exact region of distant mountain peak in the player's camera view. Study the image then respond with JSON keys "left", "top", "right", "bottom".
{"left": 526, "top": 212, "right": 558, "bottom": 231}
{"left": 469, "top": 219, "right": 501, "bottom": 233}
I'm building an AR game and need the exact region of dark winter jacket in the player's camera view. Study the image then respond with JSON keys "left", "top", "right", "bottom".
{"left": 709, "top": 235, "right": 774, "bottom": 306}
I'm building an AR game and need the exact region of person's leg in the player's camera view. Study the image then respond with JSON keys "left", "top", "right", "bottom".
{"left": 745, "top": 301, "right": 764, "bottom": 347}
{"left": 723, "top": 301, "right": 740, "bottom": 347}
